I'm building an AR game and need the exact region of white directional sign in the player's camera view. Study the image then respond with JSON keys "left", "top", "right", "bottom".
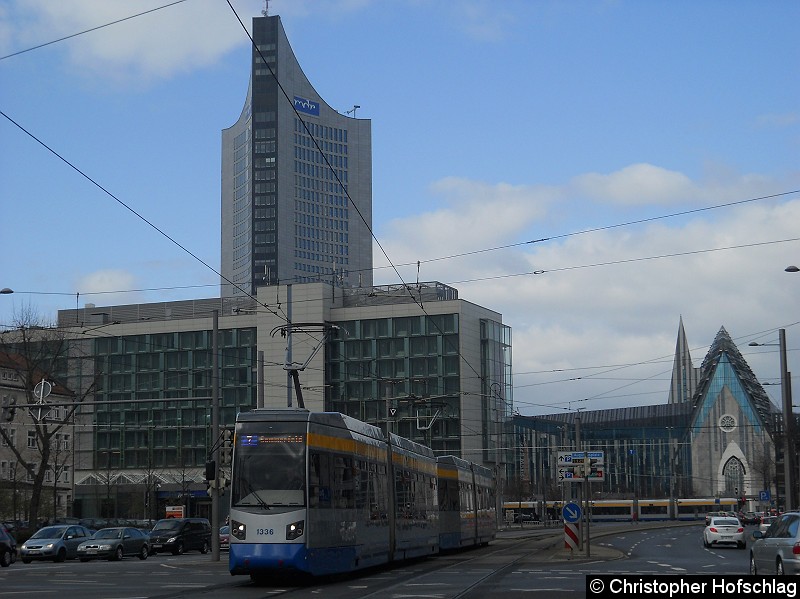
{"left": 556, "top": 451, "right": 606, "bottom": 483}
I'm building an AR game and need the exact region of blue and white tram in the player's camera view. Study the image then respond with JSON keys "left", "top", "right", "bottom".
{"left": 437, "top": 456, "right": 496, "bottom": 550}
{"left": 228, "top": 409, "right": 439, "bottom": 578}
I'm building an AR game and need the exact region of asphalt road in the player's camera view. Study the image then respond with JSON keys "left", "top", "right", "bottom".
{"left": 0, "top": 522, "right": 754, "bottom": 599}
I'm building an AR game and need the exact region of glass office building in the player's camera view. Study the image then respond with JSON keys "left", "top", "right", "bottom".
{"left": 59, "top": 298, "right": 259, "bottom": 520}
{"left": 57, "top": 282, "right": 513, "bottom": 519}
{"left": 221, "top": 14, "right": 373, "bottom": 296}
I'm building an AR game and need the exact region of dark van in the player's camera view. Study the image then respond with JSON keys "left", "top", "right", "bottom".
{"left": 148, "top": 518, "right": 211, "bottom": 555}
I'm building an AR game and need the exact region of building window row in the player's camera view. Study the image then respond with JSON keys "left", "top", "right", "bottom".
{"left": 294, "top": 119, "right": 348, "bottom": 143}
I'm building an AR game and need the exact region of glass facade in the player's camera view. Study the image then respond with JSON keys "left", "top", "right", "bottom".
{"left": 325, "top": 314, "right": 463, "bottom": 455}
{"left": 481, "top": 319, "right": 513, "bottom": 464}
{"left": 91, "top": 328, "right": 257, "bottom": 471}
{"left": 513, "top": 408, "right": 693, "bottom": 502}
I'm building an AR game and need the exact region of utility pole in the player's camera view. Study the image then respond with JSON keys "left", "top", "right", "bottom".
{"left": 575, "top": 414, "right": 583, "bottom": 552}
{"left": 780, "top": 329, "right": 794, "bottom": 512}
{"left": 211, "top": 310, "right": 220, "bottom": 561}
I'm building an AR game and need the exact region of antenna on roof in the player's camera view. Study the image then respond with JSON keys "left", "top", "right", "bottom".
{"left": 262, "top": 0, "right": 269, "bottom": 17}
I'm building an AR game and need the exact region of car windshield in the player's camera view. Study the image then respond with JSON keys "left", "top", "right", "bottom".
{"left": 30, "top": 526, "right": 67, "bottom": 539}
{"left": 152, "top": 520, "right": 182, "bottom": 532}
{"left": 94, "top": 529, "right": 123, "bottom": 539}
{"left": 713, "top": 519, "right": 740, "bottom": 526}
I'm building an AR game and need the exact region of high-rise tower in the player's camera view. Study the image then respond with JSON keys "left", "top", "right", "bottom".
{"left": 221, "top": 15, "right": 373, "bottom": 297}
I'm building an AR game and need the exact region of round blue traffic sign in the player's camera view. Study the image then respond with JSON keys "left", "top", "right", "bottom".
{"left": 562, "top": 502, "right": 582, "bottom": 523}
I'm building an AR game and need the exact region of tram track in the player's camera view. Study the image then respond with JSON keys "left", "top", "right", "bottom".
{"left": 237, "top": 523, "right": 692, "bottom": 599}
{"left": 363, "top": 532, "right": 562, "bottom": 599}
{"left": 242, "top": 530, "right": 565, "bottom": 599}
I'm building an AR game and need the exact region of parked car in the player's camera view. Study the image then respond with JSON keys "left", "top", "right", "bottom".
{"left": 219, "top": 525, "right": 230, "bottom": 550}
{"left": 148, "top": 518, "right": 211, "bottom": 555}
{"left": 751, "top": 511, "right": 800, "bottom": 574}
{"left": 703, "top": 516, "right": 746, "bottom": 549}
{"left": 77, "top": 527, "right": 150, "bottom": 562}
{"left": 0, "top": 524, "right": 17, "bottom": 567}
{"left": 20, "top": 525, "right": 94, "bottom": 563}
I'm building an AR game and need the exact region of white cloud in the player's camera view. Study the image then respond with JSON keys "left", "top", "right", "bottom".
{"left": 3, "top": 0, "right": 261, "bottom": 83}
{"left": 376, "top": 165, "right": 800, "bottom": 415}
{"left": 375, "top": 177, "right": 559, "bottom": 274}
{"left": 74, "top": 269, "right": 142, "bottom": 307}
{"left": 571, "top": 163, "right": 695, "bottom": 206}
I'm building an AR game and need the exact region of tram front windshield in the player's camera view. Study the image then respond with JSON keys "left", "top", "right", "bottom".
{"left": 232, "top": 422, "right": 307, "bottom": 509}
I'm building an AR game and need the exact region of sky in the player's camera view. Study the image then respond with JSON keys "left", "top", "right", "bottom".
{"left": 1, "top": 0, "right": 799, "bottom": 418}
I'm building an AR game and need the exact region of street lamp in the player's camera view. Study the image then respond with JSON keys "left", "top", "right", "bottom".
{"left": 750, "top": 329, "right": 794, "bottom": 511}
{"left": 0, "top": 288, "right": 13, "bottom": 295}
{"left": 786, "top": 266, "right": 799, "bottom": 273}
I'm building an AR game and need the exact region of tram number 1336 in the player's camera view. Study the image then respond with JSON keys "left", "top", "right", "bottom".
{"left": 256, "top": 529, "right": 275, "bottom": 536}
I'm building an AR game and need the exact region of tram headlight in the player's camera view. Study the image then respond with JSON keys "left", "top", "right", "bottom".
{"left": 231, "top": 520, "right": 246, "bottom": 540}
{"left": 286, "top": 520, "right": 304, "bottom": 540}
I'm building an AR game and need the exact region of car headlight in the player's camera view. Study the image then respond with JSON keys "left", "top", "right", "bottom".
{"left": 99, "top": 544, "right": 112, "bottom": 551}
{"left": 230, "top": 520, "right": 246, "bottom": 540}
{"left": 44, "top": 543, "right": 55, "bottom": 550}
{"left": 167, "top": 537, "right": 177, "bottom": 543}
{"left": 286, "top": 520, "right": 304, "bottom": 540}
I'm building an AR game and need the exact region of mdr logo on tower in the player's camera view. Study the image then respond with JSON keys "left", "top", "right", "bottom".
{"left": 294, "top": 96, "right": 320, "bottom": 116}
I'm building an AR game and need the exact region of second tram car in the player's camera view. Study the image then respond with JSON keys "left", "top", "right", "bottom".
{"left": 437, "top": 456, "right": 496, "bottom": 549}
{"left": 229, "top": 409, "right": 496, "bottom": 579}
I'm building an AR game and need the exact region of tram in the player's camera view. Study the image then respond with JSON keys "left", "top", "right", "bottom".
{"left": 228, "top": 409, "right": 496, "bottom": 579}
{"left": 503, "top": 497, "right": 739, "bottom": 523}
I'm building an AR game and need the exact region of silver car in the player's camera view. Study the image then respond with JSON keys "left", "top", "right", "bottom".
{"left": 20, "top": 525, "right": 94, "bottom": 563}
{"left": 750, "top": 512, "right": 800, "bottom": 575}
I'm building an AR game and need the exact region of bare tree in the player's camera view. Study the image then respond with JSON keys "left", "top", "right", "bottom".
{"left": 164, "top": 449, "right": 198, "bottom": 517}
{"left": 0, "top": 307, "right": 100, "bottom": 527}
{"left": 750, "top": 438, "right": 776, "bottom": 499}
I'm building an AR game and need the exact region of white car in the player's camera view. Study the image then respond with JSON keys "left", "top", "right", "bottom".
{"left": 703, "top": 516, "right": 746, "bottom": 549}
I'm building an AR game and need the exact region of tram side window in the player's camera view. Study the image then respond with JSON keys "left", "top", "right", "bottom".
{"left": 477, "top": 486, "right": 488, "bottom": 511}
{"left": 395, "top": 468, "right": 412, "bottom": 518}
{"left": 309, "top": 451, "right": 332, "bottom": 508}
{"left": 460, "top": 483, "right": 474, "bottom": 512}
{"left": 439, "top": 478, "right": 459, "bottom": 511}
{"left": 333, "top": 455, "right": 355, "bottom": 509}
{"left": 353, "top": 459, "right": 369, "bottom": 510}
{"left": 371, "top": 464, "right": 389, "bottom": 520}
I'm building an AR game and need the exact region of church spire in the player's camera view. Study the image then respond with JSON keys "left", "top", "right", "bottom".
{"left": 668, "top": 316, "right": 699, "bottom": 404}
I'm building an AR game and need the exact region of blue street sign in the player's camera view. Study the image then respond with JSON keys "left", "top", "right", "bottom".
{"left": 563, "top": 502, "right": 582, "bottom": 523}
{"left": 760, "top": 490, "right": 771, "bottom": 502}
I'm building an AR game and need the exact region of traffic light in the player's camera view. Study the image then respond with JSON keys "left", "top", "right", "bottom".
{"left": 220, "top": 429, "right": 233, "bottom": 465}
{"left": 585, "top": 458, "right": 603, "bottom": 479}
{"left": 205, "top": 460, "right": 216, "bottom": 481}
